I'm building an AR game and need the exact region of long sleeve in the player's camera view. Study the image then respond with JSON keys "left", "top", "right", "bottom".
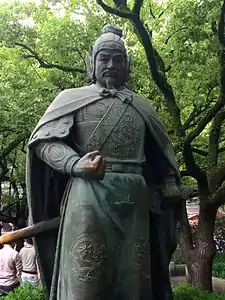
{"left": 34, "top": 140, "right": 80, "bottom": 175}
{"left": 15, "top": 253, "right": 22, "bottom": 277}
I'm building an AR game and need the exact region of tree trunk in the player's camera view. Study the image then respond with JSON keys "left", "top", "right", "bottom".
{"left": 180, "top": 202, "right": 216, "bottom": 291}
{"left": 186, "top": 250, "right": 214, "bottom": 291}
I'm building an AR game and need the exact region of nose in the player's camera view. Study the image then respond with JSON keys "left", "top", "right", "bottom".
{"left": 107, "top": 58, "right": 114, "bottom": 69}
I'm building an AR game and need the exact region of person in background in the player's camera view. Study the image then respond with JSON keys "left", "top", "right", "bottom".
{"left": 0, "top": 242, "right": 22, "bottom": 293}
{"left": 19, "top": 238, "right": 39, "bottom": 287}
{"left": 15, "top": 218, "right": 27, "bottom": 252}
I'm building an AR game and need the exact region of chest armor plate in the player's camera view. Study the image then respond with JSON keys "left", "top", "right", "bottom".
{"left": 74, "top": 98, "right": 146, "bottom": 162}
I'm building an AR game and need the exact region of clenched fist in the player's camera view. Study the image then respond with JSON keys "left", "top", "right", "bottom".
{"left": 72, "top": 150, "right": 107, "bottom": 180}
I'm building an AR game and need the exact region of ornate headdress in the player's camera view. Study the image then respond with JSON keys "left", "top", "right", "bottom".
{"left": 86, "top": 24, "right": 130, "bottom": 83}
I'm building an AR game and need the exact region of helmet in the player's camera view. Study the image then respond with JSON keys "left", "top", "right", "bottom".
{"left": 86, "top": 24, "right": 130, "bottom": 83}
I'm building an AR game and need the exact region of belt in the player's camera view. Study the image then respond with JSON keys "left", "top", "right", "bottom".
{"left": 106, "top": 163, "right": 143, "bottom": 175}
{"left": 22, "top": 270, "right": 37, "bottom": 275}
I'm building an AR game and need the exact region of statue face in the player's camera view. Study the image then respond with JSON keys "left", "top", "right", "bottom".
{"left": 95, "top": 49, "right": 126, "bottom": 89}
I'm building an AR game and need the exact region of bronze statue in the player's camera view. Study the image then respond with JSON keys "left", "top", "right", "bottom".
{"left": 26, "top": 24, "right": 182, "bottom": 300}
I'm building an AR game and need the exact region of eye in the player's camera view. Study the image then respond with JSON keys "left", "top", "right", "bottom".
{"left": 99, "top": 57, "right": 108, "bottom": 62}
{"left": 114, "top": 57, "right": 124, "bottom": 63}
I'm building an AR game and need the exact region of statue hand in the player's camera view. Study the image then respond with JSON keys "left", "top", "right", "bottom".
{"left": 72, "top": 150, "right": 107, "bottom": 180}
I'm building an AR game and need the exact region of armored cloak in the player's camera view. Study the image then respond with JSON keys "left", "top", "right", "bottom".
{"left": 26, "top": 84, "right": 181, "bottom": 300}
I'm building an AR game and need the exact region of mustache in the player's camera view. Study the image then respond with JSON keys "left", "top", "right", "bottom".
{"left": 102, "top": 69, "right": 119, "bottom": 77}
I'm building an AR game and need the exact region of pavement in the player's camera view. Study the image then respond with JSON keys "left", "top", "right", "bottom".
{"left": 171, "top": 276, "right": 186, "bottom": 285}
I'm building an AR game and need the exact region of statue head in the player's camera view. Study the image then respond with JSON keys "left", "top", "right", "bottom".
{"left": 86, "top": 24, "right": 130, "bottom": 89}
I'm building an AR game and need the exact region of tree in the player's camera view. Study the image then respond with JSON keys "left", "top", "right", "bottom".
{"left": 0, "top": 0, "right": 124, "bottom": 220}
{"left": 0, "top": 0, "right": 94, "bottom": 222}
{"left": 95, "top": 0, "right": 225, "bottom": 292}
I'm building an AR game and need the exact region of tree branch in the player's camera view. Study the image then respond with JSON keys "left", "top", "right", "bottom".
{"left": 218, "top": 0, "right": 225, "bottom": 46}
{"left": 96, "top": 0, "right": 131, "bottom": 18}
{"left": 157, "top": 3, "right": 172, "bottom": 19}
{"left": 219, "top": 0, "right": 225, "bottom": 97}
{"left": 2, "top": 133, "right": 28, "bottom": 157}
{"left": 182, "top": 106, "right": 203, "bottom": 131}
{"left": 208, "top": 183, "right": 225, "bottom": 208}
{"left": 0, "top": 126, "right": 16, "bottom": 134}
{"left": 16, "top": 43, "right": 85, "bottom": 74}
{"left": 192, "top": 147, "right": 208, "bottom": 156}
{"left": 11, "top": 180, "right": 20, "bottom": 199}
{"left": 113, "top": 0, "right": 127, "bottom": 8}
{"left": 0, "top": 156, "right": 8, "bottom": 181}
{"left": 210, "top": 165, "right": 225, "bottom": 194}
{"left": 208, "top": 109, "right": 225, "bottom": 170}
{"left": 149, "top": 2, "right": 156, "bottom": 19}
{"left": 165, "top": 27, "right": 188, "bottom": 45}
{"left": 219, "top": 146, "right": 225, "bottom": 153}
{"left": 206, "top": 0, "right": 225, "bottom": 194}
{"left": 132, "top": 0, "right": 143, "bottom": 16}
{"left": 207, "top": 83, "right": 219, "bottom": 100}
{"left": 184, "top": 97, "right": 225, "bottom": 145}
{"left": 183, "top": 84, "right": 219, "bottom": 131}
{"left": 0, "top": 201, "right": 20, "bottom": 215}
{"left": 131, "top": 17, "right": 184, "bottom": 137}
{"left": 183, "top": 0, "right": 225, "bottom": 146}
{"left": 21, "top": 139, "right": 27, "bottom": 154}
{"left": 183, "top": 144, "right": 208, "bottom": 186}
{"left": 0, "top": 134, "right": 27, "bottom": 181}
{"left": 75, "top": 48, "right": 86, "bottom": 68}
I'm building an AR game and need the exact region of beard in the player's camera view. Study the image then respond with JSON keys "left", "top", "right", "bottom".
{"left": 102, "top": 70, "right": 120, "bottom": 89}
{"left": 105, "top": 76, "right": 116, "bottom": 89}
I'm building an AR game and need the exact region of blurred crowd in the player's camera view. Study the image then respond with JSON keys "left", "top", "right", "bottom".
{"left": 0, "top": 237, "right": 39, "bottom": 295}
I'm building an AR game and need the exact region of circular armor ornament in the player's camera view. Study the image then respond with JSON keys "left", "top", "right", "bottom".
{"left": 70, "top": 233, "right": 106, "bottom": 283}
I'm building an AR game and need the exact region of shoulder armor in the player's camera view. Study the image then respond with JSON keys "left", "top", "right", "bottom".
{"left": 29, "top": 115, "right": 74, "bottom": 146}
